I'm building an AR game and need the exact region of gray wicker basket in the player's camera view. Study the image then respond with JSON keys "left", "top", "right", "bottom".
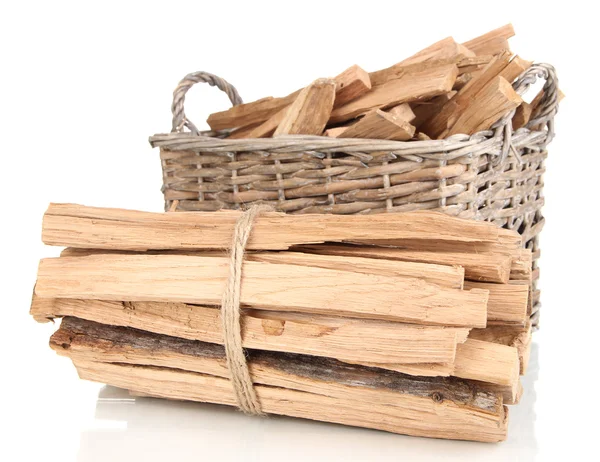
{"left": 149, "top": 64, "right": 560, "bottom": 328}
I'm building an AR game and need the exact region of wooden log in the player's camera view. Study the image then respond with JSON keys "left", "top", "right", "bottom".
{"left": 208, "top": 94, "right": 299, "bottom": 131}
{"left": 31, "top": 297, "right": 469, "bottom": 364}
{"left": 462, "top": 24, "right": 515, "bottom": 56}
{"left": 333, "top": 109, "right": 415, "bottom": 141}
{"left": 34, "top": 254, "right": 489, "bottom": 326}
{"left": 420, "top": 51, "right": 512, "bottom": 138}
{"left": 498, "top": 56, "right": 532, "bottom": 83}
{"left": 59, "top": 246, "right": 466, "bottom": 289}
{"left": 512, "top": 102, "right": 532, "bottom": 129}
{"left": 274, "top": 79, "right": 336, "bottom": 136}
{"left": 370, "top": 39, "right": 473, "bottom": 86}
{"left": 330, "top": 63, "right": 458, "bottom": 124}
{"left": 410, "top": 92, "right": 456, "bottom": 128}
{"left": 42, "top": 203, "right": 502, "bottom": 251}
{"left": 469, "top": 322, "right": 532, "bottom": 374}
{"left": 333, "top": 64, "right": 372, "bottom": 107}
{"left": 297, "top": 243, "right": 512, "bottom": 284}
{"left": 54, "top": 318, "right": 508, "bottom": 442}
{"left": 212, "top": 65, "right": 370, "bottom": 133}
{"left": 464, "top": 281, "right": 529, "bottom": 324}
{"left": 361, "top": 339, "right": 520, "bottom": 404}
{"left": 453, "top": 73, "right": 472, "bottom": 90}
{"left": 387, "top": 102, "right": 416, "bottom": 122}
{"left": 324, "top": 126, "right": 349, "bottom": 137}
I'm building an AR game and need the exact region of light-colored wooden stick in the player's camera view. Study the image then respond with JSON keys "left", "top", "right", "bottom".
{"left": 512, "top": 102, "right": 532, "bottom": 129}
{"left": 297, "top": 243, "right": 512, "bottom": 284}
{"left": 42, "top": 203, "right": 503, "bottom": 251}
{"left": 333, "top": 109, "right": 415, "bottom": 141}
{"left": 332, "top": 64, "right": 372, "bottom": 107}
{"left": 31, "top": 297, "right": 469, "bottom": 365}
{"left": 72, "top": 358, "right": 507, "bottom": 442}
{"left": 369, "top": 39, "right": 473, "bottom": 86}
{"left": 464, "top": 281, "right": 529, "bottom": 324}
{"left": 462, "top": 24, "right": 515, "bottom": 56}
{"left": 208, "top": 94, "right": 299, "bottom": 131}
{"left": 213, "top": 65, "right": 370, "bottom": 134}
{"left": 443, "top": 76, "right": 522, "bottom": 137}
{"left": 330, "top": 63, "right": 458, "bottom": 124}
{"left": 34, "top": 254, "right": 489, "bottom": 326}
{"left": 420, "top": 51, "right": 512, "bottom": 138}
{"left": 59, "top": 246, "right": 466, "bottom": 289}
{"left": 498, "top": 56, "right": 532, "bottom": 83}
{"left": 469, "top": 322, "right": 532, "bottom": 374}
{"left": 387, "top": 102, "right": 416, "bottom": 122}
{"left": 274, "top": 79, "right": 336, "bottom": 136}
{"left": 55, "top": 318, "right": 507, "bottom": 442}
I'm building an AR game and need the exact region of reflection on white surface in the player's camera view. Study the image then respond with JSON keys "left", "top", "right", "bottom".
{"left": 77, "top": 344, "right": 539, "bottom": 462}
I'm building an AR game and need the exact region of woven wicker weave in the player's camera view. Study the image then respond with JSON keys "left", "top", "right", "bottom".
{"left": 149, "top": 64, "right": 559, "bottom": 328}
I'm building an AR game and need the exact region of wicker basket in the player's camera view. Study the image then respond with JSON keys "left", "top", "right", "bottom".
{"left": 149, "top": 64, "right": 560, "bottom": 328}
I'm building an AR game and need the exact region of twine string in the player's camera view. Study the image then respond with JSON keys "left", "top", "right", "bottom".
{"left": 221, "top": 204, "right": 273, "bottom": 416}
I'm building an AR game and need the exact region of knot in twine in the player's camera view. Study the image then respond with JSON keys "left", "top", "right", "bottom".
{"left": 221, "top": 204, "right": 273, "bottom": 416}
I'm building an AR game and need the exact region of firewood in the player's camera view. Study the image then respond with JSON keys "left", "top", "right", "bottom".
{"left": 512, "top": 102, "right": 532, "bottom": 129}
{"left": 32, "top": 298, "right": 469, "bottom": 365}
{"left": 53, "top": 318, "right": 508, "bottom": 442}
{"left": 324, "top": 126, "right": 349, "bottom": 137}
{"left": 370, "top": 39, "right": 473, "bottom": 86}
{"left": 274, "top": 79, "right": 336, "bottom": 135}
{"left": 469, "top": 322, "right": 532, "bottom": 374}
{"left": 498, "top": 56, "right": 532, "bottom": 83}
{"left": 420, "top": 51, "right": 513, "bottom": 137}
{"left": 42, "top": 203, "right": 503, "bottom": 251}
{"left": 332, "top": 109, "right": 415, "bottom": 141}
{"left": 330, "top": 64, "right": 458, "bottom": 124}
{"left": 297, "top": 243, "right": 512, "bottom": 284}
{"left": 462, "top": 24, "right": 515, "bottom": 56}
{"left": 464, "top": 281, "right": 529, "bottom": 324}
{"left": 208, "top": 94, "right": 299, "bottom": 131}
{"left": 442, "top": 76, "right": 522, "bottom": 137}
{"left": 34, "top": 254, "right": 489, "bottom": 326}
{"left": 332, "top": 64, "right": 372, "bottom": 107}
{"left": 211, "top": 66, "right": 370, "bottom": 134}
{"left": 59, "top": 246, "right": 466, "bottom": 289}
{"left": 453, "top": 73, "right": 472, "bottom": 90}
{"left": 410, "top": 92, "right": 456, "bottom": 128}
{"left": 357, "top": 338, "right": 519, "bottom": 398}
{"left": 387, "top": 102, "right": 416, "bottom": 121}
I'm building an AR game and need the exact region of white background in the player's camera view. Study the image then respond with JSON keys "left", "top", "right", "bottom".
{"left": 1, "top": 1, "right": 598, "bottom": 460}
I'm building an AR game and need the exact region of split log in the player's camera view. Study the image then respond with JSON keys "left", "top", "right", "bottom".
{"left": 387, "top": 102, "right": 415, "bottom": 122}
{"left": 333, "top": 109, "right": 415, "bottom": 141}
{"left": 60, "top": 246, "right": 466, "bottom": 289}
{"left": 34, "top": 254, "right": 489, "bottom": 326}
{"left": 498, "top": 56, "right": 532, "bottom": 83}
{"left": 208, "top": 94, "right": 299, "bottom": 131}
{"left": 274, "top": 79, "right": 336, "bottom": 135}
{"left": 512, "top": 102, "right": 532, "bottom": 129}
{"left": 361, "top": 339, "right": 520, "bottom": 404}
{"left": 469, "top": 322, "right": 532, "bottom": 374}
{"left": 332, "top": 65, "right": 372, "bottom": 107}
{"left": 330, "top": 63, "right": 458, "bottom": 124}
{"left": 464, "top": 281, "right": 529, "bottom": 324}
{"left": 420, "top": 51, "right": 513, "bottom": 138}
{"left": 410, "top": 92, "right": 456, "bottom": 128}
{"left": 324, "top": 126, "right": 349, "bottom": 137}
{"left": 42, "top": 203, "right": 502, "bottom": 251}
{"left": 462, "top": 24, "right": 515, "bottom": 56}
{"left": 54, "top": 318, "right": 508, "bottom": 442}
{"left": 31, "top": 297, "right": 469, "bottom": 365}
{"left": 211, "top": 65, "right": 370, "bottom": 133}
{"left": 370, "top": 39, "right": 473, "bottom": 86}
{"left": 297, "top": 243, "right": 512, "bottom": 284}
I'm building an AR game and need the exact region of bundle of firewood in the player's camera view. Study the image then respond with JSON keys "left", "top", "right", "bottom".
{"left": 31, "top": 203, "right": 534, "bottom": 442}
{"left": 203, "top": 24, "right": 559, "bottom": 141}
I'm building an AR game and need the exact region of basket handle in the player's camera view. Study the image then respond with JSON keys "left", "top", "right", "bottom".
{"left": 171, "top": 71, "right": 243, "bottom": 135}
{"left": 512, "top": 63, "right": 559, "bottom": 129}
